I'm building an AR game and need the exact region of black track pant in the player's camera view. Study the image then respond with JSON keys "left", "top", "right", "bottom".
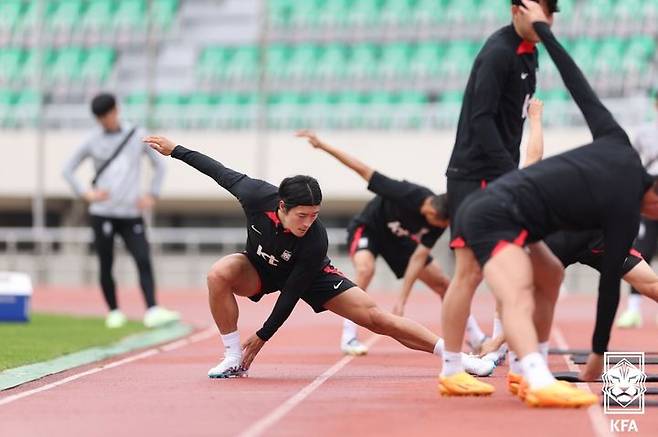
{"left": 91, "top": 215, "right": 156, "bottom": 310}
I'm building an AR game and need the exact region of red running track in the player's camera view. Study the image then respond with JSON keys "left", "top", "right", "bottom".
{"left": 1, "top": 286, "right": 657, "bottom": 436}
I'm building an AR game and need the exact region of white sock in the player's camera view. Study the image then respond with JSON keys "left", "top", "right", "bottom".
{"left": 220, "top": 331, "right": 241, "bottom": 360}
{"left": 342, "top": 318, "right": 358, "bottom": 345}
{"left": 509, "top": 350, "right": 523, "bottom": 375}
{"left": 520, "top": 352, "right": 556, "bottom": 390}
{"left": 492, "top": 317, "right": 504, "bottom": 339}
{"left": 433, "top": 338, "right": 445, "bottom": 356}
{"left": 441, "top": 350, "right": 464, "bottom": 377}
{"left": 628, "top": 294, "right": 642, "bottom": 313}
{"left": 538, "top": 341, "right": 550, "bottom": 363}
{"left": 466, "top": 315, "right": 486, "bottom": 346}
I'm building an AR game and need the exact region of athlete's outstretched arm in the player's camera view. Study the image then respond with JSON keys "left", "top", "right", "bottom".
{"left": 393, "top": 244, "right": 432, "bottom": 316}
{"left": 521, "top": 0, "right": 624, "bottom": 140}
{"left": 144, "top": 135, "right": 276, "bottom": 210}
{"left": 522, "top": 98, "right": 544, "bottom": 167}
{"left": 297, "top": 130, "right": 374, "bottom": 182}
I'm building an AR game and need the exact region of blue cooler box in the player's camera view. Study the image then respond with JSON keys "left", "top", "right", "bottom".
{"left": 0, "top": 272, "right": 32, "bottom": 322}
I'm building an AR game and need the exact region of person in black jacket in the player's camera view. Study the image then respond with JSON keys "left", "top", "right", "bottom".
{"left": 144, "top": 135, "right": 496, "bottom": 379}
{"left": 439, "top": 0, "right": 658, "bottom": 407}
{"left": 444, "top": 0, "right": 558, "bottom": 355}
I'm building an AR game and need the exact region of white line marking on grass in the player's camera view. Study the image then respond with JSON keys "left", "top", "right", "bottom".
{"left": 553, "top": 326, "right": 613, "bottom": 437}
{"left": 238, "top": 335, "right": 381, "bottom": 437}
{"left": 0, "top": 326, "right": 216, "bottom": 407}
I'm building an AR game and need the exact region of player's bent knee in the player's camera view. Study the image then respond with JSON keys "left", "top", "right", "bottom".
{"left": 355, "top": 263, "right": 375, "bottom": 281}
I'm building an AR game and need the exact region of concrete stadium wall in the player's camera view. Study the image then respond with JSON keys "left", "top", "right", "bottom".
{"left": 0, "top": 127, "right": 606, "bottom": 205}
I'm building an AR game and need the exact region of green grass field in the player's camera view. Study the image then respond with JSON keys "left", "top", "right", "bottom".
{"left": 0, "top": 313, "right": 148, "bottom": 370}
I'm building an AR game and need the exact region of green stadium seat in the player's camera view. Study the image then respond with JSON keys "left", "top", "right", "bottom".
{"left": 80, "top": 47, "right": 116, "bottom": 82}
{"left": 478, "top": 0, "right": 510, "bottom": 24}
{"left": 14, "top": 0, "right": 51, "bottom": 33}
{"left": 409, "top": 42, "right": 443, "bottom": 78}
{"left": 14, "top": 90, "right": 41, "bottom": 126}
{"left": 265, "top": 45, "right": 291, "bottom": 80}
{"left": 0, "top": 90, "right": 16, "bottom": 127}
{"left": 21, "top": 49, "right": 54, "bottom": 83}
{"left": 317, "top": 0, "right": 351, "bottom": 28}
{"left": 0, "top": 1, "right": 24, "bottom": 33}
{"left": 269, "top": 0, "right": 295, "bottom": 28}
{"left": 224, "top": 46, "right": 259, "bottom": 81}
{"left": 580, "top": 0, "right": 616, "bottom": 24}
{"left": 623, "top": 36, "right": 656, "bottom": 73}
{"left": 380, "top": 0, "right": 415, "bottom": 27}
{"left": 82, "top": 0, "right": 116, "bottom": 31}
{"left": 314, "top": 45, "right": 347, "bottom": 80}
{"left": 437, "top": 90, "right": 464, "bottom": 127}
{"left": 555, "top": 0, "right": 575, "bottom": 19}
{"left": 122, "top": 92, "right": 149, "bottom": 124}
{"left": 49, "top": 0, "right": 84, "bottom": 33}
{"left": 398, "top": 91, "right": 428, "bottom": 128}
{"left": 217, "top": 93, "right": 257, "bottom": 129}
{"left": 569, "top": 38, "right": 598, "bottom": 75}
{"left": 346, "top": 43, "right": 380, "bottom": 79}
{"left": 152, "top": 0, "right": 179, "bottom": 27}
{"left": 0, "top": 49, "right": 25, "bottom": 84}
{"left": 445, "top": 0, "right": 480, "bottom": 24}
{"left": 594, "top": 37, "right": 624, "bottom": 74}
{"left": 413, "top": 0, "right": 448, "bottom": 26}
{"left": 285, "top": 44, "right": 319, "bottom": 79}
{"left": 114, "top": 0, "right": 145, "bottom": 29}
{"left": 335, "top": 92, "right": 369, "bottom": 128}
{"left": 379, "top": 43, "right": 411, "bottom": 79}
{"left": 290, "top": 0, "right": 324, "bottom": 28}
{"left": 345, "top": 0, "right": 384, "bottom": 28}
{"left": 183, "top": 93, "right": 220, "bottom": 128}
{"left": 367, "top": 92, "right": 398, "bottom": 128}
{"left": 50, "top": 47, "right": 85, "bottom": 83}
{"left": 439, "top": 41, "right": 478, "bottom": 76}
{"left": 197, "top": 47, "right": 230, "bottom": 81}
{"left": 267, "top": 92, "right": 306, "bottom": 129}
{"left": 154, "top": 93, "right": 185, "bottom": 127}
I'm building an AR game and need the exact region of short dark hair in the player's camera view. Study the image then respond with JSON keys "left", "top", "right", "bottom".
{"left": 91, "top": 93, "right": 116, "bottom": 117}
{"left": 429, "top": 193, "right": 449, "bottom": 220}
{"left": 511, "top": 0, "right": 559, "bottom": 13}
{"left": 279, "top": 175, "right": 322, "bottom": 210}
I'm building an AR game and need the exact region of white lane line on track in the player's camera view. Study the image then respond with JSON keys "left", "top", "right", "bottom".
{"left": 0, "top": 326, "right": 217, "bottom": 407}
{"left": 238, "top": 334, "right": 382, "bottom": 437}
{"left": 552, "top": 326, "right": 613, "bottom": 437}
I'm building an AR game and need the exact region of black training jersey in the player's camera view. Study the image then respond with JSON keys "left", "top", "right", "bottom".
{"left": 353, "top": 172, "right": 445, "bottom": 248}
{"left": 487, "top": 23, "right": 654, "bottom": 354}
{"left": 172, "top": 146, "right": 330, "bottom": 341}
{"left": 446, "top": 25, "right": 538, "bottom": 181}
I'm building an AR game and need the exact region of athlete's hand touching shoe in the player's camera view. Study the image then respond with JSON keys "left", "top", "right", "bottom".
{"left": 143, "top": 135, "right": 177, "bottom": 156}
{"left": 296, "top": 130, "right": 325, "bottom": 149}
{"left": 241, "top": 333, "right": 265, "bottom": 370}
{"left": 478, "top": 335, "right": 505, "bottom": 357}
{"left": 83, "top": 189, "right": 109, "bottom": 203}
{"left": 579, "top": 353, "right": 604, "bottom": 381}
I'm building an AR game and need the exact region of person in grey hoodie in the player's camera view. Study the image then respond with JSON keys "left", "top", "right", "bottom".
{"left": 63, "top": 93, "right": 179, "bottom": 329}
